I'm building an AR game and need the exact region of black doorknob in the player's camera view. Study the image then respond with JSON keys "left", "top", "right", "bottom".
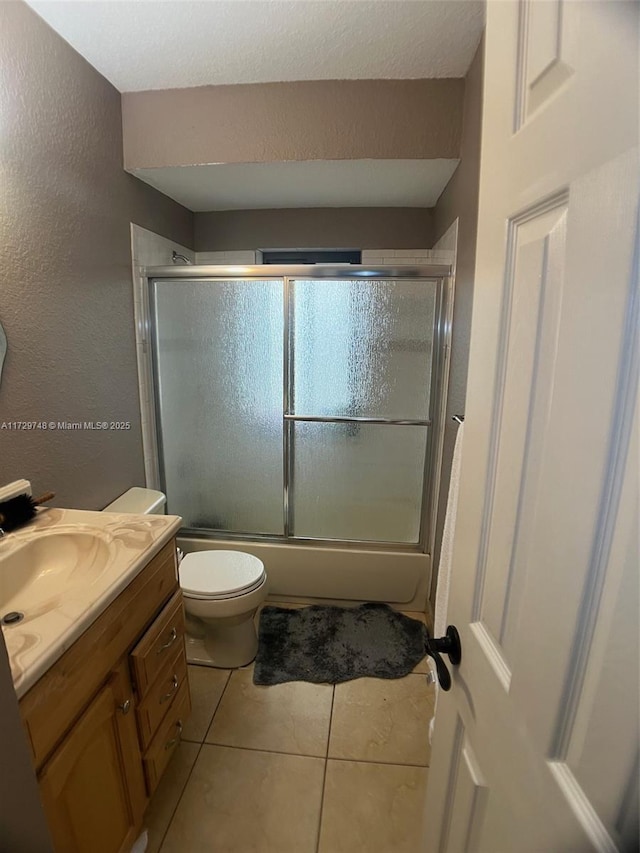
{"left": 424, "top": 625, "right": 462, "bottom": 692}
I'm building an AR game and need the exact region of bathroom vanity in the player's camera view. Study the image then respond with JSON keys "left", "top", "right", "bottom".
{"left": 1, "top": 507, "right": 188, "bottom": 853}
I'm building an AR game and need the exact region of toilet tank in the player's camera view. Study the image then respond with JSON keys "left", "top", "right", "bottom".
{"left": 102, "top": 487, "right": 166, "bottom": 515}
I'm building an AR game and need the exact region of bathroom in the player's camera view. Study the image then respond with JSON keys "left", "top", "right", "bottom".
{"left": 0, "top": 2, "right": 638, "bottom": 853}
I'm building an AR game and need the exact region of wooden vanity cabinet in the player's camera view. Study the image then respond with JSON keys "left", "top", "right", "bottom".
{"left": 18, "top": 538, "right": 191, "bottom": 853}
{"left": 38, "top": 661, "right": 146, "bottom": 853}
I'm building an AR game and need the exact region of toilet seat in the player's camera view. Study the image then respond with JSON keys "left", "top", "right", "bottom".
{"left": 179, "top": 550, "right": 266, "bottom": 601}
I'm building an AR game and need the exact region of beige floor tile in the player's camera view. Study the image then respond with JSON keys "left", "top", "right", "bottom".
{"left": 205, "top": 667, "right": 333, "bottom": 756}
{"left": 144, "top": 741, "right": 200, "bottom": 853}
{"left": 238, "top": 658, "right": 255, "bottom": 672}
{"left": 400, "top": 610, "right": 430, "bottom": 674}
{"left": 318, "top": 759, "right": 429, "bottom": 853}
{"left": 329, "top": 674, "right": 434, "bottom": 766}
{"left": 160, "top": 745, "right": 325, "bottom": 853}
{"left": 181, "top": 664, "right": 230, "bottom": 743}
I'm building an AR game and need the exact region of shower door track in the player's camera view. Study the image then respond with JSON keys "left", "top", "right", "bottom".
{"left": 144, "top": 264, "right": 453, "bottom": 556}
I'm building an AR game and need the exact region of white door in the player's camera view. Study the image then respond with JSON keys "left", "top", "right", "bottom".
{"left": 424, "top": 2, "right": 639, "bottom": 851}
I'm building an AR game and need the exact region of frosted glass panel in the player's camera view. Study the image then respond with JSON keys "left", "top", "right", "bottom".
{"left": 152, "top": 278, "right": 283, "bottom": 534}
{"left": 290, "top": 279, "right": 437, "bottom": 419}
{"left": 291, "top": 422, "right": 427, "bottom": 542}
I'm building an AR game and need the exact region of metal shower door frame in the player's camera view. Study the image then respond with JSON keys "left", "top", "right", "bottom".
{"left": 145, "top": 264, "right": 452, "bottom": 555}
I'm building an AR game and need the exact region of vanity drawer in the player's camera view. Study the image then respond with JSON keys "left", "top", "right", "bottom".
{"left": 136, "top": 646, "right": 188, "bottom": 751}
{"left": 130, "top": 589, "right": 185, "bottom": 696}
{"left": 20, "top": 539, "right": 179, "bottom": 770}
{"left": 143, "top": 680, "right": 191, "bottom": 795}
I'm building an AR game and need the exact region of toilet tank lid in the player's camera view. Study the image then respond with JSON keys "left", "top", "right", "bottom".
{"left": 103, "top": 487, "right": 166, "bottom": 514}
{"left": 180, "top": 550, "right": 265, "bottom": 597}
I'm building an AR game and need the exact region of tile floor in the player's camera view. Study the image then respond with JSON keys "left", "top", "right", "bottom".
{"left": 145, "top": 608, "right": 435, "bottom": 853}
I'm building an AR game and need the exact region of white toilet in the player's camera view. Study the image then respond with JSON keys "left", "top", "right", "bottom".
{"left": 103, "top": 488, "right": 268, "bottom": 668}
{"left": 179, "top": 550, "right": 268, "bottom": 668}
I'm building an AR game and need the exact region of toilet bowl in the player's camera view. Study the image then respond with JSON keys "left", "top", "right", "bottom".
{"left": 103, "top": 489, "right": 268, "bottom": 668}
{"left": 179, "top": 550, "right": 268, "bottom": 668}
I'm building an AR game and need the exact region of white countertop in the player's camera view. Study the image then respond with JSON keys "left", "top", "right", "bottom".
{"left": 0, "top": 507, "right": 182, "bottom": 698}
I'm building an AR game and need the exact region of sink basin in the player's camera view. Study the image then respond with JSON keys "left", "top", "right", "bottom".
{"left": 0, "top": 531, "right": 111, "bottom": 615}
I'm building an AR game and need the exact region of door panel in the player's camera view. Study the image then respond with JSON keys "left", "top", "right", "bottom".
{"left": 479, "top": 200, "right": 568, "bottom": 661}
{"left": 516, "top": 0, "right": 576, "bottom": 126}
{"left": 446, "top": 722, "right": 489, "bottom": 853}
{"left": 508, "top": 150, "right": 639, "bottom": 757}
{"left": 564, "top": 465, "right": 639, "bottom": 843}
{"left": 38, "top": 670, "right": 143, "bottom": 853}
{"left": 424, "top": 2, "right": 638, "bottom": 851}
{"left": 151, "top": 274, "right": 442, "bottom": 547}
{"left": 151, "top": 277, "right": 284, "bottom": 535}
{"left": 287, "top": 277, "right": 438, "bottom": 544}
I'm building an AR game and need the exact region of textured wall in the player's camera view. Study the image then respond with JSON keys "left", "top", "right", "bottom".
{"left": 0, "top": 2, "right": 194, "bottom": 509}
{"left": 430, "top": 37, "right": 484, "bottom": 603}
{"left": 194, "top": 208, "right": 434, "bottom": 251}
{"left": 122, "top": 79, "right": 464, "bottom": 170}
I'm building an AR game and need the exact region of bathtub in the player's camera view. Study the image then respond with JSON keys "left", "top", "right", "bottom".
{"left": 177, "top": 535, "right": 432, "bottom": 611}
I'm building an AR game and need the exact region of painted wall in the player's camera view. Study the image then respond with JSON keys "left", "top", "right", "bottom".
{"left": 0, "top": 1, "right": 194, "bottom": 510}
{"left": 430, "top": 37, "right": 485, "bottom": 603}
{"left": 122, "top": 79, "right": 464, "bottom": 170}
{"left": 194, "top": 208, "right": 434, "bottom": 252}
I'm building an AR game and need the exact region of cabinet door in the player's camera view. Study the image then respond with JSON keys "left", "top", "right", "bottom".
{"left": 39, "top": 665, "right": 146, "bottom": 853}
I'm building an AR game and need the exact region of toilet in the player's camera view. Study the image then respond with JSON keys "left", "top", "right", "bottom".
{"left": 103, "top": 488, "right": 268, "bottom": 668}
{"left": 179, "top": 550, "right": 267, "bottom": 668}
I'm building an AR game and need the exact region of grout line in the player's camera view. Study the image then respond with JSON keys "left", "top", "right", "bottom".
{"left": 155, "top": 740, "right": 204, "bottom": 853}
{"left": 200, "top": 668, "right": 233, "bottom": 742}
{"left": 155, "top": 670, "right": 233, "bottom": 852}
{"left": 181, "top": 667, "right": 232, "bottom": 744}
{"left": 199, "top": 740, "right": 327, "bottom": 761}
{"left": 156, "top": 670, "right": 433, "bottom": 850}
{"left": 192, "top": 740, "right": 431, "bottom": 770}
{"left": 326, "top": 685, "right": 336, "bottom": 759}
{"left": 315, "top": 685, "right": 335, "bottom": 853}
{"left": 325, "top": 755, "right": 430, "bottom": 770}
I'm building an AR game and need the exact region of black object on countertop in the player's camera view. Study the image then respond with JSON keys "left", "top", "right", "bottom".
{"left": 0, "top": 491, "right": 55, "bottom": 533}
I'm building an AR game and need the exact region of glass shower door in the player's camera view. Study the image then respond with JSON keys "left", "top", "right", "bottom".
{"left": 151, "top": 278, "right": 284, "bottom": 534}
{"left": 287, "top": 278, "right": 438, "bottom": 544}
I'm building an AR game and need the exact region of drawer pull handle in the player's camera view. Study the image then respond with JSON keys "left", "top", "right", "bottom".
{"left": 118, "top": 699, "right": 131, "bottom": 715}
{"left": 157, "top": 627, "right": 177, "bottom": 654}
{"left": 165, "top": 720, "right": 183, "bottom": 750}
{"left": 160, "top": 675, "right": 179, "bottom": 704}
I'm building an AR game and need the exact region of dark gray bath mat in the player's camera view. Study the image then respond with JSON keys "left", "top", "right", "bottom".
{"left": 253, "top": 603, "right": 428, "bottom": 685}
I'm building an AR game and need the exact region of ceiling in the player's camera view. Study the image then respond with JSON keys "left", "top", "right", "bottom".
{"left": 132, "top": 159, "right": 460, "bottom": 211}
{"left": 26, "top": 1, "right": 484, "bottom": 92}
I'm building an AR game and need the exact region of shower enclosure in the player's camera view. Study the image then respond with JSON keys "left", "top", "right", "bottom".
{"left": 142, "top": 264, "right": 452, "bottom": 605}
